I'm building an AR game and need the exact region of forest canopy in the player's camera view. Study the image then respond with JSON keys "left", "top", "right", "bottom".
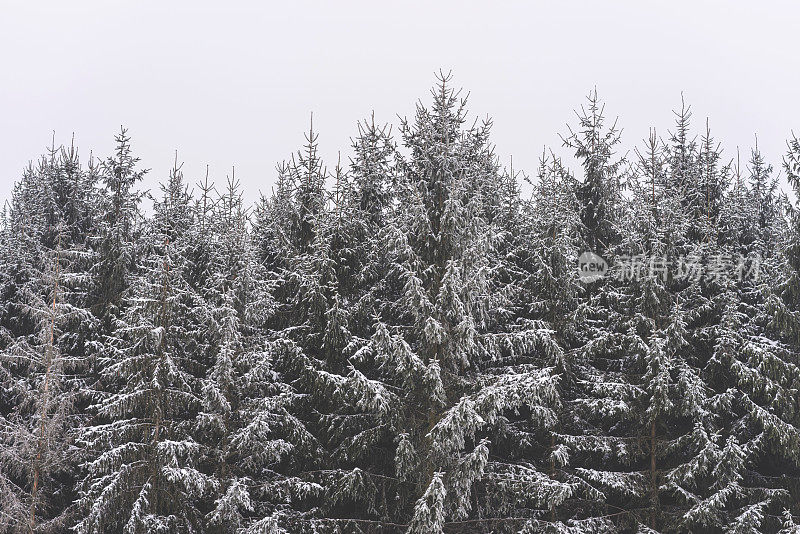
{"left": 2, "top": 74, "right": 800, "bottom": 534}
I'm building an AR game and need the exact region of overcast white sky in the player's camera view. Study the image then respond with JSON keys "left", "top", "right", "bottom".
{"left": 2, "top": 1, "right": 799, "bottom": 206}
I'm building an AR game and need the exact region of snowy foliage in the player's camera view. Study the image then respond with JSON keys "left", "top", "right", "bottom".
{"left": 1, "top": 77, "right": 800, "bottom": 533}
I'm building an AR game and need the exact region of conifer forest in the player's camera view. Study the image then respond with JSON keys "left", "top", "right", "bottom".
{"left": 3, "top": 74, "right": 800, "bottom": 534}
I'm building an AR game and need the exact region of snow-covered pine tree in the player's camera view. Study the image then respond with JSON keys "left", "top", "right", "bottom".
{"left": 694, "top": 120, "right": 727, "bottom": 243}
{"left": 626, "top": 109, "right": 736, "bottom": 533}
{"left": 744, "top": 142, "right": 782, "bottom": 258}
{"left": 365, "top": 73, "right": 563, "bottom": 533}
{"left": 665, "top": 97, "right": 701, "bottom": 242}
{"left": 611, "top": 124, "right": 762, "bottom": 532}
{"left": 562, "top": 89, "right": 624, "bottom": 256}
{"left": 351, "top": 113, "right": 395, "bottom": 228}
{"left": 759, "top": 134, "right": 800, "bottom": 528}
{"left": 483, "top": 151, "right": 583, "bottom": 529}
{"left": 261, "top": 75, "right": 564, "bottom": 533}
{"left": 528, "top": 151, "right": 583, "bottom": 351}
{"left": 715, "top": 141, "right": 800, "bottom": 532}
{"left": 294, "top": 118, "right": 404, "bottom": 527}
{"left": 628, "top": 109, "right": 793, "bottom": 532}
{"left": 769, "top": 134, "right": 800, "bottom": 349}
{"left": 196, "top": 175, "right": 250, "bottom": 533}
{"left": 616, "top": 129, "right": 682, "bottom": 531}
{"left": 677, "top": 119, "right": 781, "bottom": 533}
{"left": 554, "top": 91, "right": 644, "bottom": 531}
{"left": 89, "top": 128, "right": 146, "bottom": 335}
{"left": 75, "top": 162, "right": 210, "bottom": 534}
{"left": 199, "top": 174, "right": 316, "bottom": 533}
{"left": 0, "top": 142, "right": 99, "bottom": 533}
{"left": 0, "top": 223, "right": 74, "bottom": 534}
{"left": 251, "top": 120, "right": 370, "bottom": 531}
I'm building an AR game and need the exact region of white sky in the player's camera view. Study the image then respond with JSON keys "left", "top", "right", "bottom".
{"left": 2, "top": 1, "right": 799, "bottom": 207}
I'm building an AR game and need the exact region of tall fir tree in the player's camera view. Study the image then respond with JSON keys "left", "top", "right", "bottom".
{"left": 89, "top": 128, "right": 146, "bottom": 334}
{"left": 0, "top": 143, "right": 99, "bottom": 533}
{"left": 75, "top": 163, "right": 210, "bottom": 534}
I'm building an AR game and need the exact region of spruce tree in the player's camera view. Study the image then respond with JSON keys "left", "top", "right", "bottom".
{"left": 380, "top": 74, "right": 561, "bottom": 532}
{"left": 555, "top": 91, "right": 641, "bottom": 531}
{"left": 75, "top": 163, "right": 210, "bottom": 534}
{"left": 89, "top": 128, "right": 146, "bottom": 334}
{"left": 770, "top": 134, "right": 800, "bottom": 348}
{"left": 200, "top": 175, "right": 316, "bottom": 533}
{"left": 0, "top": 143, "right": 99, "bottom": 533}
